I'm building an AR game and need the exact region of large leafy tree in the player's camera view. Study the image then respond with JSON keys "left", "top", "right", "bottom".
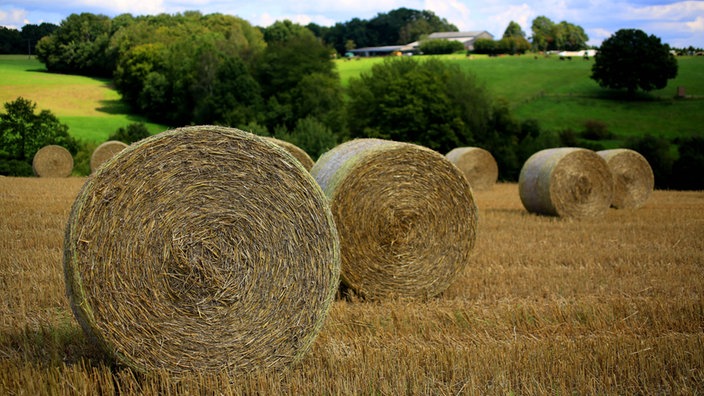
{"left": 591, "top": 29, "right": 678, "bottom": 95}
{"left": 347, "top": 57, "right": 493, "bottom": 154}
{"left": 36, "top": 13, "right": 114, "bottom": 76}
{"left": 531, "top": 16, "right": 588, "bottom": 51}
{"left": 257, "top": 20, "right": 343, "bottom": 132}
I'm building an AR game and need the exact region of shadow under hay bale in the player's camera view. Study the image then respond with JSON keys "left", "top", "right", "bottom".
{"left": 90, "top": 140, "right": 128, "bottom": 173}
{"left": 32, "top": 145, "right": 73, "bottom": 177}
{"left": 262, "top": 137, "right": 315, "bottom": 171}
{"left": 445, "top": 147, "right": 498, "bottom": 191}
{"left": 519, "top": 147, "right": 613, "bottom": 218}
{"left": 597, "top": 148, "right": 654, "bottom": 209}
{"left": 63, "top": 125, "right": 340, "bottom": 375}
{"left": 311, "top": 138, "right": 478, "bottom": 300}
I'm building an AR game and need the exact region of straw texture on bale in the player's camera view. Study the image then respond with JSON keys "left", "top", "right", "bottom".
{"left": 90, "top": 140, "right": 128, "bottom": 172}
{"left": 32, "top": 145, "right": 73, "bottom": 177}
{"left": 519, "top": 147, "right": 613, "bottom": 218}
{"left": 445, "top": 147, "right": 498, "bottom": 191}
{"left": 311, "top": 138, "right": 478, "bottom": 300}
{"left": 63, "top": 125, "right": 340, "bottom": 375}
{"left": 597, "top": 148, "right": 654, "bottom": 209}
{"left": 263, "top": 137, "right": 315, "bottom": 170}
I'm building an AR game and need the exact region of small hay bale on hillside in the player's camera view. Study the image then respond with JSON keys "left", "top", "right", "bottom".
{"left": 311, "top": 138, "right": 478, "bottom": 300}
{"left": 445, "top": 147, "right": 498, "bottom": 191}
{"left": 519, "top": 147, "right": 613, "bottom": 218}
{"left": 63, "top": 125, "right": 340, "bottom": 375}
{"left": 90, "top": 140, "right": 128, "bottom": 172}
{"left": 597, "top": 148, "right": 654, "bottom": 209}
{"left": 32, "top": 145, "right": 73, "bottom": 177}
{"left": 263, "top": 137, "right": 315, "bottom": 170}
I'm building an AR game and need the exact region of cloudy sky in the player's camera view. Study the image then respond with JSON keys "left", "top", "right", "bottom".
{"left": 1, "top": 0, "right": 702, "bottom": 48}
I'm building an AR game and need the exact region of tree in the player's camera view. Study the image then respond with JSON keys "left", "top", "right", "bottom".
{"left": 591, "top": 29, "right": 678, "bottom": 95}
{"left": 531, "top": 16, "right": 587, "bottom": 51}
{"left": 347, "top": 57, "right": 493, "bottom": 154}
{"left": 531, "top": 16, "right": 555, "bottom": 52}
{"left": 419, "top": 38, "right": 465, "bottom": 54}
{"left": 108, "top": 122, "right": 151, "bottom": 144}
{"left": 503, "top": 21, "right": 526, "bottom": 39}
{"left": 0, "top": 97, "right": 78, "bottom": 175}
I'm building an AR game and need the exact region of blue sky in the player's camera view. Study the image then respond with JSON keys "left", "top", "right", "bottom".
{"left": 1, "top": 0, "right": 702, "bottom": 48}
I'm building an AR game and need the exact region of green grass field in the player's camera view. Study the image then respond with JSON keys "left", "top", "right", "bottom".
{"left": 336, "top": 54, "right": 704, "bottom": 145}
{"left": 0, "top": 55, "right": 168, "bottom": 142}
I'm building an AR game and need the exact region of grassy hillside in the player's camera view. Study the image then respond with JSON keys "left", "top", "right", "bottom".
{"left": 0, "top": 55, "right": 168, "bottom": 142}
{"left": 336, "top": 55, "right": 704, "bottom": 146}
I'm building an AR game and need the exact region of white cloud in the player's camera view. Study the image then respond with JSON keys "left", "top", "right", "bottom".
{"left": 0, "top": 8, "right": 28, "bottom": 29}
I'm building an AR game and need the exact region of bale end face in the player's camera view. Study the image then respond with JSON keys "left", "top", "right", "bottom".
{"left": 64, "top": 125, "right": 340, "bottom": 375}
{"left": 597, "top": 149, "right": 654, "bottom": 209}
{"left": 32, "top": 145, "right": 73, "bottom": 177}
{"left": 445, "top": 147, "right": 498, "bottom": 191}
{"left": 519, "top": 147, "right": 613, "bottom": 218}
{"left": 312, "top": 138, "right": 478, "bottom": 300}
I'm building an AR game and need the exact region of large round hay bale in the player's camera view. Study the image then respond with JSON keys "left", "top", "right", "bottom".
{"left": 63, "top": 125, "right": 340, "bottom": 375}
{"left": 597, "top": 149, "right": 654, "bottom": 209}
{"left": 445, "top": 147, "right": 498, "bottom": 191}
{"left": 518, "top": 147, "right": 613, "bottom": 218}
{"left": 32, "top": 145, "right": 73, "bottom": 177}
{"left": 90, "top": 140, "right": 128, "bottom": 172}
{"left": 311, "top": 138, "right": 478, "bottom": 300}
{"left": 263, "top": 137, "right": 315, "bottom": 170}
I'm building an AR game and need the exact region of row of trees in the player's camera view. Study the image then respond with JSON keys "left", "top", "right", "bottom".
{"left": 0, "top": 24, "right": 58, "bottom": 54}
{"left": 474, "top": 18, "right": 588, "bottom": 56}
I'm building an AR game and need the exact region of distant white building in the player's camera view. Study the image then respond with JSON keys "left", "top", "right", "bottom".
{"left": 349, "top": 30, "right": 495, "bottom": 57}
{"left": 557, "top": 49, "right": 598, "bottom": 59}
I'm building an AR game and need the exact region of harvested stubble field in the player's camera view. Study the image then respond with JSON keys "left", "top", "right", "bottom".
{"left": 1, "top": 176, "right": 702, "bottom": 395}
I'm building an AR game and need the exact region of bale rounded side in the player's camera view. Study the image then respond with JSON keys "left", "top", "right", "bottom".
{"left": 32, "top": 145, "right": 73, "bottom": 177}
{"left": 90, "top": 140, "right": 128, "bottom": 173}
{"left": 597, "top": 148, "right": 654, "bottom": 209}
{"left": 518, "top": 147, "right": 613, "bottom": 218}
{"left": 445, "top": 147, "right": 498, "bottom": 191}
{"left": 63, "top": 125, "right": 340, "bottom": 375}
{"left": 311, "top": 138, "right": 478, "bottom": 300}
{"left": 262, "top": 137, "right": 315, "bottom": 171}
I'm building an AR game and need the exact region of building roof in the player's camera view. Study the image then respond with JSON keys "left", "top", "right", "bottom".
{"left": 428, "top": 31, "right": 493, "bottom": 40}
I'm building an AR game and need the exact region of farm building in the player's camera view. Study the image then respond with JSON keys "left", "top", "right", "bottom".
{"left": 348, "top": 30, "right": 494, "bottom": 57}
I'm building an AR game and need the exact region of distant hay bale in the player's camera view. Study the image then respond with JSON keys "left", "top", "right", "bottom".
{"left": 263, "top": 137, "right": 315, "bottom": 170}
{"left": 519, "top": 147, "right": 613, "bottom": 218}
{"left": 90, "top": 140, "right": 128, "bottom": 172}
{"left": 311, "top": 138, "right": 478, "bottom": 299}
{"left": 32, "top": 145, "right": 73, "bottom": 177}
{"left": 63, "top": 125, "right": 340, "bottom": 375}
{"left": 445, "top": 147, "right": 498, "bottom": 191}
{"left": 597, "top": 148, "right": 654, "bottom": 209}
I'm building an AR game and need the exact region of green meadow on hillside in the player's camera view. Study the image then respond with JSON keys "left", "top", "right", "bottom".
{"left": 336, "top": 54, "right": 704, "bottom": 146}
{"left": 0, "top": 55, "right": 168, "bottom": 142}
{"left": 1, "top": 54, "right": 702, "bottom": 146}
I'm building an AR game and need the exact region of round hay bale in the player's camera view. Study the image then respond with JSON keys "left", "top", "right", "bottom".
{"left": 597, "top": 149, "right": 654, "bottom": 209}
{"left": 445, "top": 147, "right": 498, "bottom": 191}
{"left": 63, "top": 125, "right": 340, "bottom": 375}
{"left": 90, "top": 140, "right": 128, "bottom": 172}
{"left": 263, "top": 137, "right": 315, "bottom": 170}
{"left": 32, "top": 145, "right": 73, "bottom": 177}
{"left": 518, "top": 147, "right": 613, "bottom": 218}
{"left": 311, "top": 138, "right": 478, "bottom": 300}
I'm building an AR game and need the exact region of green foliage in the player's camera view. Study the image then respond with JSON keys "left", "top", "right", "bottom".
{"left": 591, "top": 29, "right": 678, "bottom": 95}
{"left": 278, "top": 116, "right": 338, "bottom": 160}
{"left": 581, "top": 120, "right": 614, "bottom": 140}
{"left": 503, "top": 21, "right": 526, "bottom": 39}
{"left": 35, "top": 13, "right": 114, "bottom": 77}
{"left": 107, "top": 122, "right": 150, "bottom": 144}
{"left": 347, "top": 57, "right": 493, "bottom": 154}
{"left": 419, "top": 39, "right": 465, "bottom": 55}
{"left": 0, "top": 97, "right": 78, "bottom": 176}
{"left": 672, "top": 136, "right": 704, "bottom": 190}
{"left": 473, "top": 23, "right": 530, "bottom": 56}
{"left": 258, "top": 21, "right": 343, "bottom": 132}
{"left": 625, "top": 134, "right": 675, "bottom": 189}
{"left": 530, "top": 16, "right": 588, "bottom": 51}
